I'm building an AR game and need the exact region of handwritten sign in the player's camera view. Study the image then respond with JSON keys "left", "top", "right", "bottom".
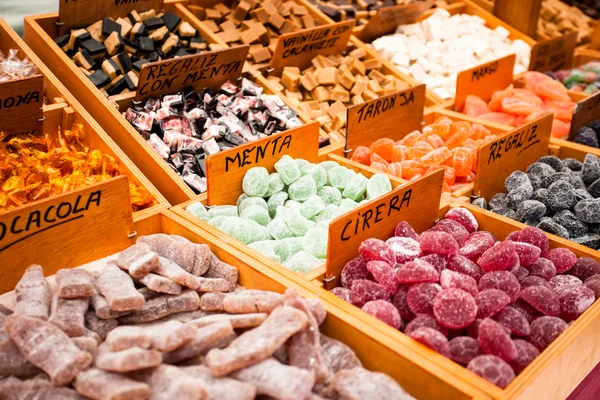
{"left": 568, "top": 91, "right": 600, "bottom": 141}
{"left": 346, "top": 84, "right": 425, "bottom": 155}
{"left": 475, "top": 114, "right": 553, "bottom": 201}
{"left": 135, "top": 46, "right": 249, "bottom": 101}
{"left": 324, "top": 170, "right": 443, "bottom": 288}
{"left": 528, "top": 32, "right": 577, "bottom": 72}
{"left": 59, "top": 0, "right": 164, "bottom": 34}
{"left": 0, "top": 176, "right": 134, "bottom": 293}
{"left": 0, "top": 75, "right": 44, "bottom": 136}
{"left": 357, "top": 0, "right": 435, "bottom": 44}
{"left": 270, "top": 20, "right": 356, "bottom": 70}
{"left": 454, "top": 54, "right": 516, "bottom": 112}
{"left": 205, "top": 122, "right": 320, "bottom": 206}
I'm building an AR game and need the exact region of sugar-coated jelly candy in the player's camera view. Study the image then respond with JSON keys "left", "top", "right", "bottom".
{"left": 362, "top": 300, "right": 402, "bottom": 329}
{"left": 467, "top": 355, "right": 515, "bottom": 388}
{"left": 409, "top": 327, "right": 450, "bottom": 357}
{"left": 477, "top": 318, "right": 517, "bottom": 362}
{"left": 432, "top": 289, "right": 477, "bottom": 330}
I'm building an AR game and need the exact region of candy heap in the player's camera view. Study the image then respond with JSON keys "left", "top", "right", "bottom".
{"left": 331, "top": 207, "right": 599, "bottom": 388}
{"left": 572, "top": 119, "right": 600, "bottom": 148}
{"left": 475, "top": 154, "right": 600, "bottom": 250}
{"left": 550, "top": 61, "right": 600, "bottom": 94}
{"left": 350, "top": 117, "right": 497, "bottom": 192}
{"left": 536, "top": 0, "right": 595, "bottom": 43}
{"left": 0, "top": 234, "right": 413, "bottom": 400}
{"left": 186, "top": 155, "right": 392, "bottom": 272}
{"left": 0, "top": 124, "right": 154, "bottom": 212}
{"left": 371, "top": 9, "right": 532, "bottom": 100}
{"left": 0, "top": 49, "right": 38, "bottom": 83}
{"left": 564, "top": 0, "right": 600, "bottom": 18}
{"left": 124, "top": 79, "right": 307, "bottom": 194}
{"left": 462, "top": 72, "right": 575, "bottom": 138}
{"left": 55, "top": 10, "right": 211, "bottom": 95}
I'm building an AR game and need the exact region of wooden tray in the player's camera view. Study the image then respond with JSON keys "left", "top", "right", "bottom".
{"left": 0, "top": 208, "right": 490, "bottom": 400}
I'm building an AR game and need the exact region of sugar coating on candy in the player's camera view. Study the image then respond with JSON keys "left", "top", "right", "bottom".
{"left": 514, "top": 267, "right": 530, "bottom": 281}
{"left": 317, "top": 186, "right": 342, "bottom": 206}
{"left": 350, "top": 280, "right": 390, "bottom": 307}
{"left": 476, "top": 289, "right": 511, "bottom": 319}
{"left": 513, "top": 242, "right": 541, "bottom": 267}
{"left": 510, "top": 339, "right": 540, "bottom": 373}
{"left": 288, "top": 175, "right": 318, "bottom": 202}
{"left": 328, "top": 166, "right": 355, "bottom": 190}
{"left": 366, "top": 173, "right": 392, "bottom": 199}
{"left": 477, "top": 318, "right": 517, "bottom": 362}
{"left": 407, "top": 283, "right": 442, "bottom": 316}
{"left": 332, "top": 367, "right": 415, "bottom": 400}
{"left": 420, "top": 231, "right": 459, "bottom": 256}
{"left": 300, "top": 196, "right": 326, "bottom": 220}
{"left": 49, "top": 295, "right": 89, "bottom": 337}
{"left": 546, "top": 180, "right": 577, "bottom": 211}
{"left": 478, "top": 241, "right": 519, "bottom": 272}
{"left": 395, "top": 221, "right": 419, "bottom": 240}
{"left": 302, "top": 228, "right": 328, "bottom": 258}
{"left": 460, "top": 231, "right": 495, "bottom": 261}
{"left": 505, "top": 171, "right": 531, "bottom": 192}
{"left": 440, "top": 270, "right": 478, "bottom": 297}
{"left": 433, "top": 289, "right": 478, "bottom": 329}
{"left": 478, "top": 271, "right": 521, "bottom": 302}
{"left": 301, "top": 164, "right": 327, "bottom": 189}
{"left": 367, "top": 261, "right": 399, "bottom": 296}
{"left": 283, "top": 251, "right": 322, "bottom": 273}
{"left": 574, "top": 199, "right": 600, "bottom": 223}
{"left": 409, "top": 327, "right": 450, "bottom": 357}
{"left": 558, "top": 285, "right": 595, "bottom": 321}
{"left": 467, "top": 355, "right": 515, "bottom": 388}
{"left": 520, "top": 276, "right": 552, "bottom": 290}
{"left": 95, "top": 347, "right": 162, "bottom": 372}
{"left": 445, "top": 208, "right": 478, "bottom": 233}
{"left": 430, "top": 219, "right": 470, "bottom": 246}
{"left": 549, "top": 274, "right": 583, "bottom": 292}
{"left": 404, "top": 315, "right": 448, "bottom": 336}
{"left": 74, "top": 368, "right": 151, "bottom": 400}
{"left": 519, "top": 286, "right": 560, "bottom": 316}
{"left": 330, "top": 287, "right": 351, "bottom": 302}
{"left": 95, "top": 264, "right": 145, "bottom": 312}
{"left": 362, "top": 300, "right": 402, "bottom": 329}
{"left": 342, "top": 173, "right": 368, "bottom": 201}
{"left": 396, "top": 259, "right": 440, "bottom": 284}
{"left": 529, "top": 316, "right": 568, "bottom": 350}
{"left": 492, "top": 306, "right": 531, "bottom": 336}
{"left": 516, "top": 200, "right": 546, "bottom": 222}
{"left": 14, "top": 265, "right": 52, "bottom": 320}
{"left": 527, "top": 258, "right": 557, "bottom": 280}
{"left": 420, "top": 253, "right": 449, "bottom": 273}
{"left": 55, "top": 269, "right": 95, "bottom": 299}
{"left": 275, "top": 155, "right": 301, "bottom": 185}
{"left": 386, "top": 237, "right": 421, "bottom": 264}
{"left": 570, "top": 257, "right": 600, "bottom": 281}
{"left": 517, "top": 226, "right": 549, "bottom": 257}
{"left": 341, "top": 256, "right": 373, "bottom": 289}
{"left": 391, "top": 287, "right": 415, "bottom": 321}
{"left": 448, "top": 254, "right": 483, "bottom": 281}
{"left": 584, "top": 278, "right": 600, "bottom": 298}
{"left": 449, "top": 336, "right": 482, "bottom": 365}
{"left": 359, "top": 238, "right": 395, "bottom": 265}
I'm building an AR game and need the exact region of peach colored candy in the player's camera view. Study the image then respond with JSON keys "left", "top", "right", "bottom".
{"left": 56, "top": 269, "right": 95, "bottom": 299}
{"left": 116, "top": 243, "right": 159, "bottom": 279}
{"left": 134, "top": 364, "right": 207, "bottom": 399}
{"left": 183, "top": 365, "right": 257, "bottom": 400}
{"left": 222, "top": 290, "right": 284, "bottom": 314}
{"left": 95, "top": 347, "right": 162, "bottom": 372}
{"left": 74, "top": 368, "right": 151, "bottom": 400}
{"left": 49, "top": 294, "right": 89, "bottom": 337}
{"left": 162, "top": 320, "right": 235, "bottom": 364}
{"left": 13, "top": 265, "right": 52, "bottom": 320}
{"left": 95, "top": 264, "right": 145, "bottom": 312}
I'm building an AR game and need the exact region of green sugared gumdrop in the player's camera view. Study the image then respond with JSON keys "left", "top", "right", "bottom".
{"left": 275, "top": 155, "right": 301, "bottom": 185}
{"left": 265, "top": 173, "right": 285, "bottom": 197}
{"left": 301, "top": 163, "right": 327, "bottom": 189}
{"left": 339, "top": 198, "right": 359, "bottom": 210}
{"left": 253, "top": 240, "right": 291, "bottom": 262}
{"left": 246, "top": 219, "right": 271, "bottom": 243}
{"left": 319, "top": 160, "right": 339, "bottom": 171}
{"left": 288, "top": 175, "right": 317, "bottom": 202}
{"left": 267, "top": 191, "right": 288, "bottom": 218}
{"left": 236, "top": 193, "right": 249, "bottom": 208}
{"left": 303, "top": 228, "right": 328, "bottom": 258}
{"left": 241, "top": 204, "right": 271, "bottom": 226}
{"left": 317, "top": 186, "right": 342, "bottom": 206}
{"left": 239, "top": 197, "right": 268, "bottom": 214}
{"left": 284, "top": 207, "right": 315, "bottom": 236}
{"left": 285, "top": 200, "right": 302, "bottom": 209}
{"left": 208, "top": 205, "right": 238, "bottom": 218}
{"left": 342, "top": 172, "right": 368, "bottom": 201}
{"left": 283, "top": 251, "right": 322, "bottom": 273}
{"left": 248, "top": 241, "right": 280, "bottom": 263}
{"left": 328, "top": 166, "right": 356, "bottom": 189}
{"left": 295, "top": 158, "right": 309, "bottom": 169}
{"left": 186, "top": 202, "right": 209, "bottom": 221}
{"left": 267, "top": 218, "right": 294, "bottom": 240}
{"left": 207, "top": 216, "right": 227, "bottom": 229}
{"left": 242, "top": 167, "right": 269, "bottom": 197}
{"left": 275, "top": 206, "right": 289, "bottom": 219}
{"left": 219, "top": 217, "right": 252, "bottom": 244}
{"left": 281, "top": 237, "right": 304, "bottom": 256}
{"left": 315, "top": 204, "right": 344, "bottom": 223}
{"left": 366, "top": 173, "right": 392, "bottom": 199}
{"left": 300, "top": 195, "right": 326, "bottom": 219}
{"left": 315, "top": 220, "right": 331, "bottom": 229}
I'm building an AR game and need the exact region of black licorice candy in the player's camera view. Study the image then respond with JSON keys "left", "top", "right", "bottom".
{"left": 89, "top": 69, "right": 111, "bottom": 88}
{"left": 137, "top": 36, "right": 155, "bottom": 52}
{"left": 116, "top": 53, "right": 134, "bottom": 73}
{"left": 80, "top": 38, "right": 106, "bottom": 57}
{"left": 102, "top": 18, "right": 122, "bottom": 37}
{"left": 133, "top": 59, "right": 149, "bottom": 72}
{"left": 163, "top": 11, "right": 182, "bottom": 32}
{"left": 143, "top": 17, "right": 164, "bottom": 30}
{"left": 54, "top": 34, "right": 69, "bottom": 48}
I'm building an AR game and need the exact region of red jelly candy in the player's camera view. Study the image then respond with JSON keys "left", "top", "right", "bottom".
{"left": 404, "top": 315, "right": 448, "bottom": 336}
{"left": 510, "top": 299, "right": 543, "bottom": 324}
{"left": 513, "top": 242, "right": 541, "bottom": 266}
{"left": 430, "top": 219, "right": 470, "bottom": 247}
{"left": 460, "top": 231, "right": 495, "bottom": 261}
{"left": 493, "top": 307, "right": 531, "bottom": 336}
{"left": 505, "top": 231, "right": 520, "bottom": 241}
{"left": 419, "top": 254, "right": 449, "bottom": 273}
{"left": 478, "top": 318, "right": 518, "bottom": 362}
{"left": 550, "top": 275, "right": 583, "bottom": 292}
{"left": 445, "top": 208, "right": 478, "bottom": 233}
{"left": 330, "top": 287, "right": 351, "bottom": 302}
{"left": 409, "top": 327, "right": 451, "bottom": 357}
{"left": 449, "top": 336, "right": 482, "bottom": 365}
{"left": 513, "top": 267, "right": 530, "bottom": 281}
{"left": 519, "top": 286, "right": 560, "bottom": 316}
{"left": 419, "top": 231, "right": 459, "bottom": 256}
{"left": 584, "top": 275, "right": 600, "bottom": 298}
{"left": 467, "top": 355, "right": 515, "bottom": 388}
{"left": 527, "top": 258, "right": 556, "bottom": 281}
{"left": 517, "top": 227, "right": 549, "bottom": 257}
{"left": 341, "top": 256, "right": 373, "bottom": 289}
{"left": 386, "top": 237, "right": 420, "bottom": 264}
{"left": 510, "top": 339, "right": 540, "bottom": 373}
{"left": 392, "top": 286, "right": 416, "bottom": 321}
{"left": 359, "top": 238, "right": 395, "bottom": 265}
{"left": 350, "top": 279, "right": 390, "bottom": 307}
{"left": 529, "top": 316, "right": 568, "bottom": 350}
{"left": 478, "top": 271, "right": 521, "bottom": 302}
{"left": 433, "top": 289, "right": 478, "bottom": 330}
{"left": 467, "top": 319, "right": 483, "bottom": 338}
{"left": 366, "top": 260, "right": 399, "bottom": 296}
{"left": 362, "top": 300, "right": 402, "bottom": 329}
{"left": 407, "top": 283, "right": 442, "bottom": 316}
{"left": 545, "top": 248, "right": 577, "bottom": 274}
{"left": 520, "top": 276, "right": 551, "bottom": 290}
{"left": 570, "top": 257, "right": 600, "bottom": 281}
{"left": 395, "top": 221, "right": 419, "bottom": 240}
{"left": 448, "top": 254, "right": 483, "bottom": 282}
{"left": 396, "top": 259, "right": 439, "bottom": 284}
{"left": 476, "top": 289, "right": 511, "bottom": 319}
{"left": 440, "top": 270, "right": 478, "bottom": 296}
{"left": 558, "top": 285, "right": 595, "bottom": 321}
{"left": 478, "top": 241, "right": 519, "bottom": 272}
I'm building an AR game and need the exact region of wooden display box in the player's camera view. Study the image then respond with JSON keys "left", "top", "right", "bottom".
{"left": 0, "top": 209, "right": 489, "bottom": 400}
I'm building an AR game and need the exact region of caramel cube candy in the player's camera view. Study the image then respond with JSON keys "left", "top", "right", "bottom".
{"left": 330, "top": 84, "right": 350, "bottom": 102}
{"left": 351, "top": 75, "right": 369, "bottom": 96}
{"left": 280, "top": 2, "right": 294, "bottom": 17}
{"left": 350, "top": 58, "right": 366, "bottom": 76}
{"left": 281, "top": 68, "right": 301, "bottom": 91}
{"left": 331, "top": 113, "right": 347, "bottom": 131}
{"left": 362, "top": 89, "right": 379, "bottom": 101}
{"left": 364, "top": 58, "right": 382, "bottom": 70}
{"left": 252, "top": 23, "right": 270, "bottom": 45}
{"left": 368, "top": 79, "right": 383, "bottom": 94}
{"left": 240, "top": 29, "right": 260, "bottom": 44}
{"left": 327, "top": 100, "right": 346, "bottom": 119}
{"left": 280, "top": 20, "right": 297, "bottom": 34}
{"left": 234, "top": 1, "right": 252, "bottom": 21}
{"left": 188, "top": 5, "right": 205, "bottom": 20}
{"left": 267, "top": 76, "right": 284, "bottom": 91}
{"left": 311, "top": 86, "right": 330, "bottom": 102}
{"left": 250, "top": 8, "right": 270, "bottom": 23}
{"left": 339, "top": 70, "right": 356, "bottom": 91}
{"left": 262, "top": 0, "right": 278, "bottom": 15}
{"left": 368, "top": 69, "right": 386, "bottom": 84}
{"left": 350, "top": 47, "right": 367, "bottom": 59}
{"left": 251, "top": 47, "right": 271, "bottom": 63}
{"left": 267, "top": 13, "right": 285, "bottom": 30}
{"left": 352, "top": 94, "right": 365, "bottom": 105}
{"left": 205, "top": 9, "right": 222, "bottom": 20}
{"left": 301, "top": 15, "right": 315, "bottom": 29}
{"left": 315, "top": 115, "right": 331, "bottom": 125}
{"left": 218, "top": 29, "right": 241, "bottom": 43}
{"left": 214, "top": 3, "right": 231, "bottom": 15}
{"left": 300, "top": 72, "right": 318, "bottom": 91}
{"left": 219, "top": 20, "right": 237, "bottom": 32}
{"left": 292, "top": 4, "right": 308, "bottom": 15}
{"left": 318, "top": 67, "right": 338, "bottom": 86}
{"left": 203, "top": 20, "right": 219, "bottom": 33}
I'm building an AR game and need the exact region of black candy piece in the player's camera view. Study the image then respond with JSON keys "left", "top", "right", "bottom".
{"left": 147, "top": 51, "right": 160, "bottom": 62}
{"left": 117, "top": 53, "right": 134, "bottom": 73}
{"left": 553, "top": 210, "right": 588, "bottom": 238}
{"left": 587, "top": 178, "right": 600, "bottom": 198}
{"left": 143, "top": 17, "right": 165, "bottom": 30}
{"left": 589, "top": 119, "right": 600, "bottom": 133}
{"left": 546, "top": 180, "right": 577, "bottom": 211}
{"left": 524, "top": 219, "right": 541, "bottom": 227}
{"left": 107, "top": 76, "right": 128, "bottom": 95}
{"left": 505, "top": 171, "right": 531, "bottom": 192}
{"left": 123, "top": 74, "right": 136, "bottom": 91}
{"left": 582, "top": 154, "right": 600, "bottom": 184}
{"left": 471, "top": 197, "right": 487, "bottom": 209}
{"left": 538, "top": 156, "right": 564, "bottom": 172}
{"left": 133, "top": 59, "right": 149, "bottom": 72}
{"left": 563, "top": 158, "right": 583, "bottom": 171}
{"left": 137, "top": 37, "right": 155, "bottom": 52}
{"left": 507, "top": 184, "right": 533, "bottom": 209}
{"left": 321, "top": 6, "right": 342, "bottom": 21}
{"left": 174, "top": 48, "right": 190, "bottom": 57}
{"left": 102, "top": 18, "right": 121, "bottom": 37}
{"left": 571, "top": 235, "right": 600, "bottom": 250}
{"left": 492, "top": 208, "right": 516, "bottom": 219}
{"left": 55, "top": 34, "right": 69, "bottom": 47}
{"left": 532, "top": 188, "right": 550, "bottom": 204}
{"left": 526, "top": 162, "right": 555, "bottom": 180}
{"left": 574, "top": 199, "right": 600, "bottom": 223}
{"left": 537, "top": 218, "right": 570, "bottom": 239}
{"left": 574, "top": 188, "right": 593, "bottom": 201}
{"left": 88, "top": 69, "right": 110, "bottom": 88}
{"left": 80, "top": 39, "right": 106, "bottom": 56}
{"left": 74, "top": 31, "right": 92, "bottom": 50}
{"left": 529, "top": 174, "right": 542, "bottom": 191}
{"left": 516, "top": 200, "right": 546, "bottom": 222}
{"left": 489, "top": 193, "right": 509, "bottom": 210}
{"left": 573, "top": 126, "right": 599, "bottom": 148}
{"left": 540, "top": 172, "right": 570, "bottom": 188}
{"left": 163, "top": 12, "right": 181, "bottom": 32}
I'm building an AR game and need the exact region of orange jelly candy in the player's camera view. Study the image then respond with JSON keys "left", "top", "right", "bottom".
{"left": 351, "top": 146, "right": 373, "bottom": 165}
{"left": 369, "top": 138, "right": 395, "bottom": 162}
{"left": 399, "top": 131, "right": 424, "bottom": 146}
{"left": 370, "top": 152, "right": 389, "bottom": 166}
{"left": 407, "top": 141, "right": 434, "bottom": 160}
{"left": 388, "top": 162, "right": 403, "bottom": 177}
{"left": 391, "top": 144, "right": 408, "bottom": 163}
{"left": 421, "top": 147, "right": 451, "bottom": 167}
{"left": 401, "top": 160, "right": 423, "bottom": 180}
{"left": 370, "top": 162, "right": 389, "bottom": 173}
{"left": 453, "top": 147, "right": 474, "bottom": 177}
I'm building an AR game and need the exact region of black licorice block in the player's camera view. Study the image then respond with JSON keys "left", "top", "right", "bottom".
{"left": 74, "top": 31, "right": 92, "bottom": 50}
{"left": 163, "top": 12, "right": 181, "bottom": 32}
{"left": 102, "top": 59, "right": 122, "bottom": 80}
{"left": 116, "top": 53, "right": 134, "bottom": 73}
{"left": 131, "top": 22, "right": 146, "bottom": 38}
{"left": 147, "top": 51, "right": 160, "bottom": 62}
{"left": 80, "top": 38, "right": 106, "bottom": 57}
{"left": 123, "top": 74, "right": 136, "bottom": 91}
{"left": 320, "top": 6, "right": 342, "bottom": 21}
{"left": 137, "top": 36, "right": 155, "bottom": 52}
{"left": 55, "top": 34, "right": 69, "bottom": 48}
{"left": 123, "top": 38, "right": 138, "bottom": 54}
{"left": 102, "top": 18, "right": 121, "bottom": 37}
{"left": 143, "top": 17, "right": 164, "bottom": 30}
{"left": 89, "top": 69, "right": 111, "bottom": 88}
{"left": 174, "top": 48, "right": 190, "bottom": 57}
{"left": 133, "top": 59, "right": 150, "bottom": 72}
{"left": 107, "top": 76, "right": 128, "bottom": 95}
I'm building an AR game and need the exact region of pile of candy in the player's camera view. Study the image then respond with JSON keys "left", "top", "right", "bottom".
{"left": 186, "top": 155, "right": 392, "bottom": 272}
{"left": 124, "top": 79, "right": 308, "bottom": 194}
{"left": 0, "top": 49, "right": 38, "bottom": 83}
{"left": 572, "top": 119, "right": 600, "bottom": 148}
{"left": 462, "top": 71, "right": 575, "bottom": 138}
{"left": 0, "top": 124, "right": 154, "bottom": 212}
{"left": 550, "top": 61, "right": 600, "bottom": 94}
{"left": 331, "top": 207, "right": 599, "bottom": 388}
{"left": 563, "top": 0, "right": 600, "bottom": 18}
{"left": 536, "top": 0, "right": 595, "bottom": 43}
{"left": 474, "top": 154, "right": 600, "bottom": 250}
{"left": 0, "top": 234, "right": 413, "bottom": 399}
{"left": 350, "top": 117, "right": 497, "bottom": 192}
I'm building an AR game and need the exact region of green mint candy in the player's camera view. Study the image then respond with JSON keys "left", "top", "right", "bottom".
{"left": 288, "top": 175, "right": 317, "bottom": 202}
{"left": 366, "top": 173, "right": 392, "bottom": 199}
{"left": 275, "top": 155, "right": 301, "bottom": 185}
{"left": 342, "top": 172, "right": 368, "bottom": 201}
{"left": 242, "top": 167, "right": 269, "bottom": 197}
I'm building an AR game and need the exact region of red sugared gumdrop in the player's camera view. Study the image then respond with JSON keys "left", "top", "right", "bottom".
{"left": 407, "top": 283, "right": 442, "bottom": 316}
{"left": 386, "top": 237, "right": 420, "bottom": 264}
{"left": 529, "top": 316, "right": 568, "bottom": 350}
{"left": 479, "top": 271, "right": 521, "bottom": 302}
{"left": 520, "top": 276, "right": 551, "bottom": 290}
{"left": 558, "top": 284, "right": 595, "bottom": 321}
{"left": 513, "top": 267, "right": 530, "bottom": 281}
{"left": 362, "top": 300, "right": 402, "bottom": 329}
{"left": 448, "top": 254, "right": 483, "bottom": 282}
{"left": 404, "top": 315, "right": 448, "bottom": 336}
{"left": 419, "top": 231, "right": 459, "bottom": 256}
{"left": 545, "top": 248, "right": 577, "bottom": 274}
{"left": 396, "top": 259, "right": 439, "bottom": 284}
{"left": 519, "top": 286, "right": 560, "bottom": 316}
{"left": 467, "top": 319, "right": 483, "bottom": 338}
{"left": 330, "top": 287, "right": 351, "bottom": 302}
{"left": 445, "top": 208, "right": 478, "bottom": 233}
{"left": 440, "top": 270, "right": 478, "bottom": 296}
{"left": 550, "top": 275, "right": 582, "bottom": 292}
{"left": 570, "top": 257, "right": 600, "bottom": 281}
{"left": 478, "top": 318, "right": 518, "bottom": 362}
{"left": 527, "top": 258, "right": 556, "bottom": 281}
{"left": 430, "top": 219, "right": 470, "bottom": 247}
{"left": 341, "top": 256, "right": 373, "bottom": 289}
{"left": 513, "top": 242, "right": 541, "bottom": 266}
{"left": 505, "top": 231, "right": 520, "bottom": 241}
{"left": 359, "top": 238, "right": 395, "bottom": 265}
{"left": 493, "top": 307, "right": 531, "bottom": 336}
{"left": 392, "top": 286, "right": 415, "bottom": 320}
{"left": 460, "top": 231, "right": 495, "bottom": 261}
{"left": 476, "top": 289, "right": 511, "bottom": 318}
{"left": 395, "top": 221, "right": 418, "bottom": 240}
{"left": 468, "top": 355, "right": 515, "bottom": 388}
{"left": 584, "top": 275, "right": 600, "bottom": 298}
{"left": 510, "top": 299, "right": 543, "bottom": 324}
{"left": 433, "top": 289, "right": 478, "bottom": 329}
{"left": 517, "top": 227, "right": 549, "bottom": 257}
{"left": 478, "top": 241, "right": 519, "bottom": 272}
{"left": 350, "top": 279, "right": 389, "bottom": 307}
{"left": 510, "top": 339, "right": 540, "bottom": 373}
{"left": 366, "top": 260, "right": 399, "bottom": 296}
{"left": 449, "top": 336, "right": 482, "bottom": 365}
{"left": 419, "top": 254, "right": 448, "bottom": 273}
{"left": 409, "top": 327, "right": 451, "bottom": 357}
